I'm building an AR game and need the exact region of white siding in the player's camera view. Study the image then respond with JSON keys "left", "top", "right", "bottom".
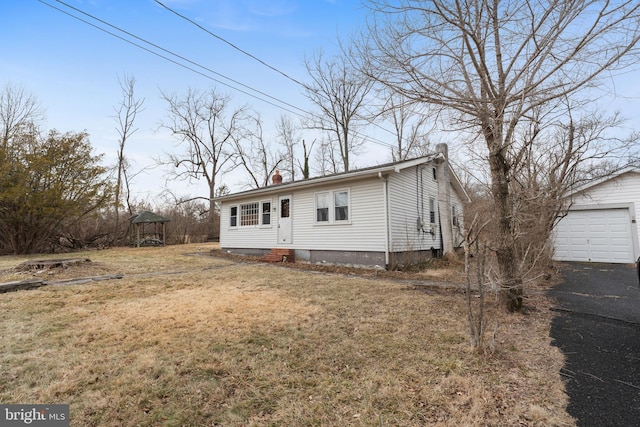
{"left": 219, "top": 162, "right": 467, "bottom": 257}
{"left": 562, "top": 171, "right": 640, "bottom": 260}
{"left": 219, "top": 197, "right": 278, "bottom": 249}
{"left": 292, "top": 178, "right": 387, "bottom": 251}
{"left": 220, "top": 178, "right": 388, "bottom": 251}
{"left": 388, "top": 166, "right": 442, "bottom": 252}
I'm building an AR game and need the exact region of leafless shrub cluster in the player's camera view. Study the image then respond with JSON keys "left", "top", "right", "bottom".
{"left": 43, "top": 199, "right": 214, "bottom": 253}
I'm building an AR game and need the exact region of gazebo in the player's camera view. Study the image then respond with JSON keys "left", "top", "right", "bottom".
{"left": 128, "top": 211, "right": 170, "bottom": 247}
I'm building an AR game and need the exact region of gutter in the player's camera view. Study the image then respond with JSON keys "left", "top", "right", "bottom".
{"left": 216, "top": 155, "right": 439, "bottom": 203}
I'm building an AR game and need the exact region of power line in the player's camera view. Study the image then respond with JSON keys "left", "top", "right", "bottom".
{"left": 44, "top": 0, "right": 308, "bottom": 118}
{"left": 39, "top": 0, "right": 396, "bottom": 149}
{"left": 153, "top": 0, "right": 307, "bottom": 88}
{"left": 152, "top": 1, "right": 410, "bottom": 146}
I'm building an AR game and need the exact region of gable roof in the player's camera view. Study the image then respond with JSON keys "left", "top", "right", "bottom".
{"left": 565, "top": 166, "right": 640, "bottom": 197}
{"left": 216, "top": 154, "right": 470, "bottom": 203}
{"left": 128, "top": 211, "right": 171, "bottom": 224}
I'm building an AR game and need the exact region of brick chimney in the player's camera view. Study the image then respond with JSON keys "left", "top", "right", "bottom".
{"left": 272, "top": 170, "right": 283, "bottom": 185}
{"left": 435, "top": 143, "right": 454, "bottom": 257}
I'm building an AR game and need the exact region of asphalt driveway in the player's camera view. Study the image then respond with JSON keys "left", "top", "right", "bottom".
{"left": 548, "top": 262, "right": 640, "bottom": 426}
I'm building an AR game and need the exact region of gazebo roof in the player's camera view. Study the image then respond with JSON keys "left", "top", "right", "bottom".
{"left": 128, "top": 211, "right": 170, "bottom": 224}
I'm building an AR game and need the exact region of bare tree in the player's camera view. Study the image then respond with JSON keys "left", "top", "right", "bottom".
{"left": 509, "top": 101, "right": 638, "bottom": 274}
{"left": 275, "top": 114, "right": 300, "bottom": 182}
{"left": 314, "top": 136, "right": 340, "bottom": 176}
{"left": 157, "top": 192, "right": 210, "bottom": 244}
{"left": 160, "top": 87, "right": 249, "bottom": 237}
{"left": 299, "top": 139, "right": 315, "bottom": 180}
{"left": 359, "top": 0, "right": 640, "bottom": 311}
{"left": 381, "top": 92, "right": 434, "bottom": 161}
{"left": 274, "top": 115, "right": 316, "bottom": 182}
{"left": 463, "top": 213, "right": 493, "bottom": 352}
{"left": 0, "top": 83, "right": 43, "bottom": 149}
{"left": 516, "top": 102, "right": 638, "bottom": 198}
{"left": 304, "top": 50, "right": 374, "bottom": 172}
{"left": 113, "top": 74, "right": 144, "bottom": 244}
{"left": 233, "top": 113, "right": 286, "bottom": 189}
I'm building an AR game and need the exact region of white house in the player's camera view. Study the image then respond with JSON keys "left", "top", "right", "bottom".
{"left": 552, "top": 167, "right": 640, "bottom": 263}
{"left": 217, "top": 144, "right": 470, "bottom": 268}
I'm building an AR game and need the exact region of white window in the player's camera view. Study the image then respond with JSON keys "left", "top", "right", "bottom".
{"left": 452, "top": 204, "right": 458, "bottom": 227}
{"left": 316, "top": 192, "right": 329, "bottom": 222}
{"left": 315, "top": 189, "right": 350, "bottom": 224}
{"left": 231, "top": 201, "right": 273, "bottom": 227}
{"left": 230, "top": 206, "right": 238, "bottom": 227}
{"left": 261, "top": 201, "right": 271, "bottom": 225}
{"left": 334, "top": 191, "right": 349, "bottom": 221}
{"left": 240, "top": 202, "right": 259, "bottom": 226}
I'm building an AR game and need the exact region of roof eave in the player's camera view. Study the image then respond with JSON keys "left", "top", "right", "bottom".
{"left": 216, "top": 156, "right": 439, "bottom": 202}
{"left": 565, "top": 166, "right": 640, "bottom": 197}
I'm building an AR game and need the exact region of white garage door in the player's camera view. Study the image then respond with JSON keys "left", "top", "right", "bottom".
{"left": 553, "top": 208, "right": 634, "bottom": 263}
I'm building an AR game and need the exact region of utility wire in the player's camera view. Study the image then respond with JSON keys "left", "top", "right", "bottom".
{"left": 45, "top": 0, "right": 308, "bottom": 118}
{"left": 40, "top": 0, "right": 396, "bottom": 149}
{"left": 152, "top": 1, "right": 415, "bottom": 147}
{"left": 153, "top": 0, "right": 307, "bottom": 88}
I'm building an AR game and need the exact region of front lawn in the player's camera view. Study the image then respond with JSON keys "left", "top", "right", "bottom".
{"left": 0, "top": 244, "right": 574, "bottom": 426}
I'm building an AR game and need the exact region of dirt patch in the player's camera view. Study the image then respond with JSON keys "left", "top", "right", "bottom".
{"left": 17, "top": 258, "right": 92, "bottom": 271}
{"left": 1, "top": 260, "right": 115, "bottom": 284}
{"left": 210, "top": 249, "right": 468, "bottom": 285}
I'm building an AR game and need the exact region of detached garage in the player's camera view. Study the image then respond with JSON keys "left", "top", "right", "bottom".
{"left": 553, "top": 167, "right": 640, "bottom": 264}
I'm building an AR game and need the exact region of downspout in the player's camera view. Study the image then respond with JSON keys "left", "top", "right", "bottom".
{"left": 379, "top": 171, "right": 390, "bottom": 267}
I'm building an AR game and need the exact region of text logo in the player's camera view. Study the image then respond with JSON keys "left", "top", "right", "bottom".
{"left": 1, "top": 405, "right": 69, "bottom": 426}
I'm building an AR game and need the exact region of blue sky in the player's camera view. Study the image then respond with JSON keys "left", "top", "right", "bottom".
{"left": 2, "top": 1, "right": 639, "bottom": 204}
{"left": 1, "top": 0, "right": 383, "bottom": 203}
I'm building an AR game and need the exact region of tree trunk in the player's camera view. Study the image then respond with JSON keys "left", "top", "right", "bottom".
{"left": 488, "top": 139, "right": 523, "bottom": 312}
{"left": 208, "top": 180, "right": 217, "bottom": 240}
{"left": 114, "top": 161, "right": 122, "bottom": 245}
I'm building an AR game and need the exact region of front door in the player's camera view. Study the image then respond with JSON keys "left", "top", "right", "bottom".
{"left": 278, "top": 195, "right": 292, "bottom": 244}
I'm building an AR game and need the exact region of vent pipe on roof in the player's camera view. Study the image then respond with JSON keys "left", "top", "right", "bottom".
{"left": 272, "top": 170, "right": 283, "bottom": 185}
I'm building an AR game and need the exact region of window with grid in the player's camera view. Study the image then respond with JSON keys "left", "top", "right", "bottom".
{"left": 240, "top": 202, "right": 259, "bottom": 226}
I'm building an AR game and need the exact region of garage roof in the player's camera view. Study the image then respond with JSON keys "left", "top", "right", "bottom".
{"left": 567, "top": 166, "right": 640, "bottom": 197}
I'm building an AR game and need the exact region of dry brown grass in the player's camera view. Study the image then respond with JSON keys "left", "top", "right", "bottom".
{"left": 0, "top": 244, "right": 574, "bottom": 426}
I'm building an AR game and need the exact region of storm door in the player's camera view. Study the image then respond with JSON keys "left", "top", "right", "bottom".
{"left": 278, "top": 195, "right": 292, "bottom": 243}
